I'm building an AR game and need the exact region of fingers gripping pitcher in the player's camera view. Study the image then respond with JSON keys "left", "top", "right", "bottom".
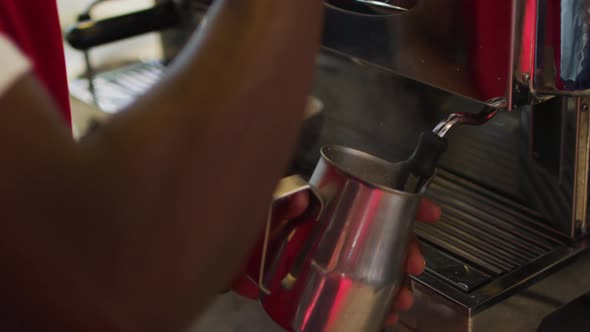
{"left": 232, "top": 102, "right": 499, "bottom": 332}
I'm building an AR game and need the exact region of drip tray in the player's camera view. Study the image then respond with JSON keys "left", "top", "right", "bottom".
{"left": 399, "top": 169, "right": 590, "bottom": 332}
{"left": 417, "top": 169, "right": 569, "bottom": 294}
{"left": 420, "top": 243, "right": 492, "bottom": 293}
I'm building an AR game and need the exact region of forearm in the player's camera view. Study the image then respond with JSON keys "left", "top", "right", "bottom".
{"left": 0, "top": 0, "right": 323, "bottom": 331}
{"left": 77, "top": 0, "right": 324, "bottom": 330}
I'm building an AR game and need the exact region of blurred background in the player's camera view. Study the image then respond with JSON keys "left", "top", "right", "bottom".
{"left": 57, "top": 0, "right": 162, "bottom": 76}
{"left": 56, "top": 0, "right": 163, "bottom": 139}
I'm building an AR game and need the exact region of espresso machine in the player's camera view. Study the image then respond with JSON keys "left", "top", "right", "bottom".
{"left": 66, "top": 1, "right": 590, "bottom": 331}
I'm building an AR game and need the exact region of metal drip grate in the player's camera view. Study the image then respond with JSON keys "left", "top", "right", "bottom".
{"left": 417, "top": 169, "right": 569, "bottom": 286}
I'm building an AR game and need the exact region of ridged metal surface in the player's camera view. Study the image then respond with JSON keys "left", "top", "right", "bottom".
{"left": 437, "top": 110, "right": 522, "bottom": 199}
{"left": 69, "top": 60, "right": 165, "bottom": 113}
{"left": 419, "top": 169, "right": 569, "bottom": 277}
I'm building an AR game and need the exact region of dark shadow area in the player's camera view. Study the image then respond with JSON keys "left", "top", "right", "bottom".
{"left": 537, "top": 292, "right": 590, "bottom": 332}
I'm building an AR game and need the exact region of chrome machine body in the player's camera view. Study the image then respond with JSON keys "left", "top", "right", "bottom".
{"left": 66, "top": 1, "right": 590, "bottom": 331}
{"left": 310, "top": 2, "right": 590, "bottom": 331}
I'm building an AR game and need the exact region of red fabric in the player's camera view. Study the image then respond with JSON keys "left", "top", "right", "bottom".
{"left": 0, "top": 0, "right": 72, "bottom": 128}
{"left": 462, "top": 0, "right": 513, "bottom": 100}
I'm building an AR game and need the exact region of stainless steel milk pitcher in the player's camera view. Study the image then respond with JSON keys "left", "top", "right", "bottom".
{"left": 230, "top": 129, "right": 448, "bottom": 332}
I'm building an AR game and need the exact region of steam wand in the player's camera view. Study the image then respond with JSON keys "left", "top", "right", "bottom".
{"left": 432, "top": 104, "right": 501, "bottom": 139}
{"left": 404, "top": 98, "right": 505, "bottom": 193}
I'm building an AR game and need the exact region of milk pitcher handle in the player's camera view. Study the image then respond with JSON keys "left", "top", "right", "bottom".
{"left": 258, "top": 175, "right": 324, "bottom": 295}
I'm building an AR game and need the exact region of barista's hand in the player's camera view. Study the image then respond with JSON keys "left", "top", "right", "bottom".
{"left": 384, "top": 198, "right": 441, "bottom": 328}
{"left": 273, "top": 191, "right": 311, "bottom": 221}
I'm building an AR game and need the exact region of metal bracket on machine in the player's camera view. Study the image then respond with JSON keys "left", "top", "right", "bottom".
{"left": 574, "top": 97, "right": 590, "bottom": 237}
